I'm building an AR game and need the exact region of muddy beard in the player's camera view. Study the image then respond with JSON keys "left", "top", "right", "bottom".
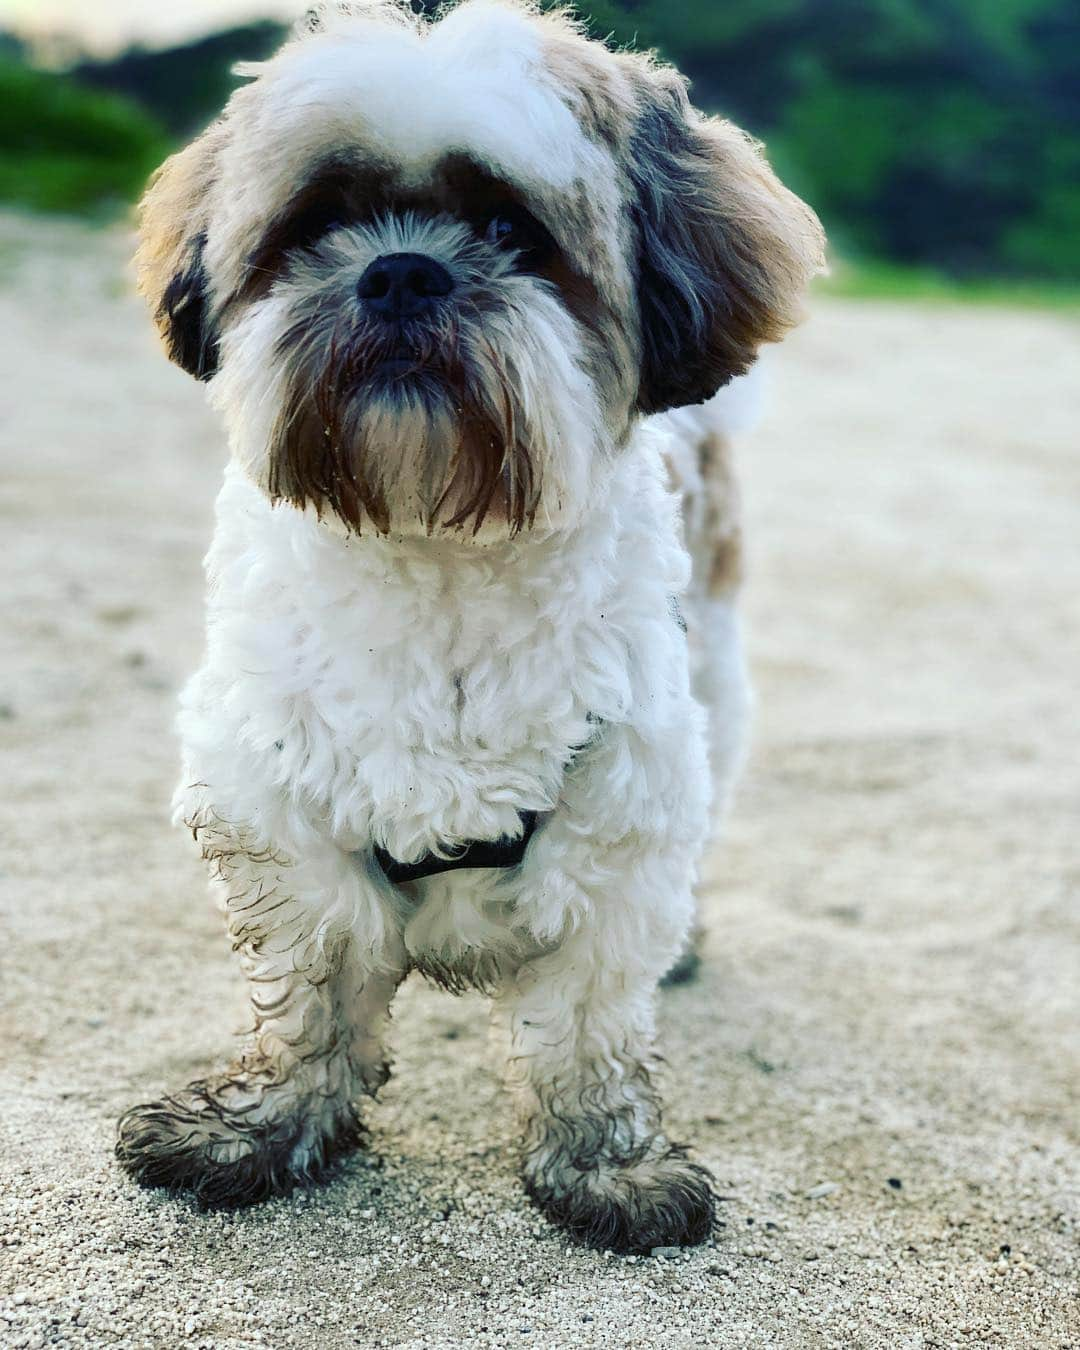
{"left": 266, "top": 301, "right": 540, "bottom": 536}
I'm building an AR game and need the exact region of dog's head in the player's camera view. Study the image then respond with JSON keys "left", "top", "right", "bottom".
{"left": 137, "top": 0, "right": 824, "bottom": 537}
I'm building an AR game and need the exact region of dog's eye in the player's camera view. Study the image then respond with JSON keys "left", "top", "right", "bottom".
{"left": 483, "top": 206, "right": 556, "bottom": 270}
{"left": 250, "top": 189, "right": 356, "bottom": 279}
{"left": 284, "top": 203, "right": 350, "bottom": 255}
{"left": 487, "top": 215, "right": 516, "bottom": 246}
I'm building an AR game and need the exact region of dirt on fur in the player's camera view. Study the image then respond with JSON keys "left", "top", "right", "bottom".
{"left": 1, "top": 213, "right": 1078, "bottom": 1349}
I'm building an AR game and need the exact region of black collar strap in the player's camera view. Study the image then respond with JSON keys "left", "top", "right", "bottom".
{"left": 375, "top": 810, "right": 540, "bottom": 885}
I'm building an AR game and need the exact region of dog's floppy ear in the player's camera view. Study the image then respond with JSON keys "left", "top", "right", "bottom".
{"left": 135, "top": 126, "right": 224, "bottom": 382}
{"left": 626, "top": 66, "right": 826, "bottom": 415}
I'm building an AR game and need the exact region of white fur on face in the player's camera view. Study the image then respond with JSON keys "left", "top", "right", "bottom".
{"left": 255, "top": 6, "right": 602, "bottom": 180}
{"left": 207, "top": 3, "right": 627, "bottom": 311}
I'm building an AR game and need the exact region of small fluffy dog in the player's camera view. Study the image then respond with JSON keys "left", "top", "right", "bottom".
{"left": 116, "top": 0, "right": 824, "bottom": 1253}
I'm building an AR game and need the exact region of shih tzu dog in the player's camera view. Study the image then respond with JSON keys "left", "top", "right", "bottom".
{"left": 116, "top": 0, "right": 824, "bottom": 1253}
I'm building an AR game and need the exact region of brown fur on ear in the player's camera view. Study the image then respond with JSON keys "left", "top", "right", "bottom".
{"left": 135, "top": 126, "right": 225, "bottom": 381}
{"left": 625, "top": 65, "right": 826, "bottom": 414}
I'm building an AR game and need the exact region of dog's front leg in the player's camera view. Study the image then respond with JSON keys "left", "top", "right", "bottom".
{"left": 117, "top": 808, "right": 404, "bottom": 1208}
{"left": 497, "top": 853, "right": 714, "bottom": 1254}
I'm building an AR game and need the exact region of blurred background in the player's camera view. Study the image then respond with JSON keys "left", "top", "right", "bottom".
{"left": 2, "top": 0, "right": 1079, "bottom": 295}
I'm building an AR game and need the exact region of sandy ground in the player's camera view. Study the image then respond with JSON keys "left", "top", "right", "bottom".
{"left": 0, "top": 211, "right": 1077, "bottom": 1349}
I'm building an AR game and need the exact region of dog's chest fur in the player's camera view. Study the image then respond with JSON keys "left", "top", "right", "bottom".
{"left": 184, "top": 446, "right": 688, "bottom": 869}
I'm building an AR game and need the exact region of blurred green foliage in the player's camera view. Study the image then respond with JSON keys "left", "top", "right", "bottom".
{"left": 0, "top": 57, "right": 167, "bottom": 214}
{"left": 1, "top": 0, "right": 1077, "bottom": 282}
{"left": 70, "top": 23, "right": 286, "bottom": 136}
{"left": 575, "top": 0, "right": 1080, "bottom": 282}
{"left": 818, "top": 257, "right": 1080, "bottom": 309}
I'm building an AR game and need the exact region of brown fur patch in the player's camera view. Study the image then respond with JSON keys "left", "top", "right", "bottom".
{"left": 620, "top": 60, "right": 826, "bottom": 412}
{"left": 697, "top": 431, "right": 744, "bottom": 597}
{"left": 135, "top": 124, "right": 225, "bottom": 376}
{"left": 541, "top": 30, "right": 636, "bottom": 153}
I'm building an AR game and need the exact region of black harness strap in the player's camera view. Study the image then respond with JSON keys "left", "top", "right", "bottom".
{"left": 375, "top": 810, "right": 540, "bottom": 885}
{"left": 373, "top": 716, "right": 605, "bottom": 887}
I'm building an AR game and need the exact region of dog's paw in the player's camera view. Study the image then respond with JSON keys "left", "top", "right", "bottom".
{"left": 115, "top": 1080, "right": 362, "bottom": 1209}
{"left": 526, "top": 1147, "right": 715, "bottom": 1254}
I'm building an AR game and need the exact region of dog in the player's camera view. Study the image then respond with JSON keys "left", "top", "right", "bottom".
{"left": 115, "top": 0, "right": 824, "bottom": 1254}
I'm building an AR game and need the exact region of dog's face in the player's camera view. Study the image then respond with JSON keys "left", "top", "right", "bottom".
{"left": 137, "top": 0, "right": 824, "bottom": 537}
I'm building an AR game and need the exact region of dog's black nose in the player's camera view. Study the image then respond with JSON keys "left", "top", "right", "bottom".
{"left": 357, "top": 252, "right": 454, "bottom": 318}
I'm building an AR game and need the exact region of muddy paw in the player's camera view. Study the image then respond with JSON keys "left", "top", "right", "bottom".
{"left": 115, "top": 1080, "right": 362, "bottom": 1209}
{"left": 526, "top": 1147, "right": 715, "bottom": 1254}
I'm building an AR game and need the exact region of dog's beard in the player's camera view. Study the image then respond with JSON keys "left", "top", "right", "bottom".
{"left": 266, "top": 291, "right": 540, "bottom": 536}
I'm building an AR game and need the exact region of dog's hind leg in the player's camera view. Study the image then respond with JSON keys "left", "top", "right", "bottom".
{"left": 662, "top": 413, "right": 753, "bottom": 984}
{"left": 658, "top": 920, "right": 705, "bottom": 986}
{"left": 116, "top": 805, "right": 404, "bottom": 1208}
